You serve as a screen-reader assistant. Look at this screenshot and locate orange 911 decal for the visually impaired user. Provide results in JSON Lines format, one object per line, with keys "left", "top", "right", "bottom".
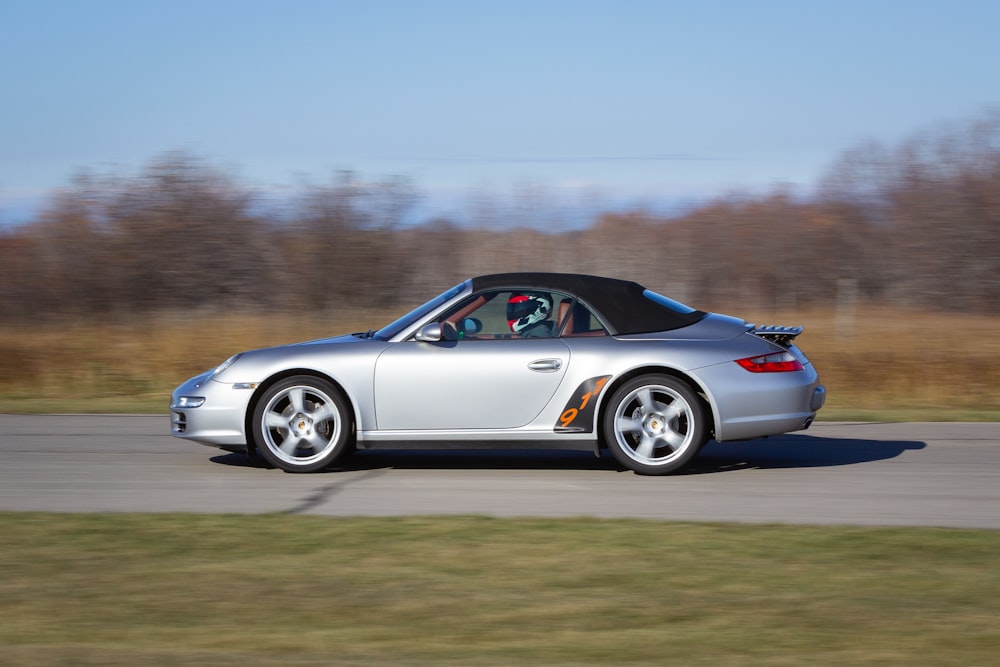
{"left": 555, "top": 375, "right": 611, "bottom": 433}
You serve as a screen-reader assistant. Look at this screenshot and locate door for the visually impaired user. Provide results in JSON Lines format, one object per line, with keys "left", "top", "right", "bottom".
{"left": 373, "top": 337, "right": 570, "bottom": 430}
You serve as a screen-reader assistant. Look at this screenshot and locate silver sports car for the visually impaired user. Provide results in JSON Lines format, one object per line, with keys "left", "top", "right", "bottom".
{"left": 171, "top": 273, "right": 825, "bottom": 474}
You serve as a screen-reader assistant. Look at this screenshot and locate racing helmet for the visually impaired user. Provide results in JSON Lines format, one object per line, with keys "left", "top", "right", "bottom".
{"left": 507, "top": 293, "right": 552, "bottom": 333}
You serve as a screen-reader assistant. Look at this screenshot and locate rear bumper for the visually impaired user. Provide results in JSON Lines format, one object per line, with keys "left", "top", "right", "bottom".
{"left": 694, "top": 362, "right": 825, "bottom": 441}
{"left": 811, "top": 384, "right": 827, "bottom": 412}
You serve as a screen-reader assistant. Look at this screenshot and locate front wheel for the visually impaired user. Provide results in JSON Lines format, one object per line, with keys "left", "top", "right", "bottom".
{"left": 251, "top": 376, "right": 354, "bottom": 473}
{"left": 603, "top": 374, "right": 706, "bottom": 475}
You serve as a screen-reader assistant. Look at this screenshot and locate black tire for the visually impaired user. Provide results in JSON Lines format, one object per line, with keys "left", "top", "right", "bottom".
{"left": 251, "top": 375, "right": 354, "bottom": 473}
{"left": 602, "top": 374, "right": 706, "bottom": 475}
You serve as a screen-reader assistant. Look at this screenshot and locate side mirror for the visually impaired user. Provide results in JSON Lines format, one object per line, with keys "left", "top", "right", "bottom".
{"left": 414, "top": 323, "right": 443, "bottom": 342}
{"left": 461, "top": 317, "right": 483, "bottom": 334}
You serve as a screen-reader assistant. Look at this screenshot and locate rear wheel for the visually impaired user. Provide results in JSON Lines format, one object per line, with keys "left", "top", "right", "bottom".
{"left": 603, "top": 374, "right": 706, "bottom": 475}
{"left": 251, "top": 376, "right": 354, "bottom": 473}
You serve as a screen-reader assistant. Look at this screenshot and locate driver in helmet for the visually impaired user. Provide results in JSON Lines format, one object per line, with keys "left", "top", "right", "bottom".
{"left": 507, "top": 292, "right": 555, "bottom": 338}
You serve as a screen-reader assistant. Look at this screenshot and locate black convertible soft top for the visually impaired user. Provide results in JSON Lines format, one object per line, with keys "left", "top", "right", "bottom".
{"left": 471, "top": 273, "right": 707, "bottom": 335}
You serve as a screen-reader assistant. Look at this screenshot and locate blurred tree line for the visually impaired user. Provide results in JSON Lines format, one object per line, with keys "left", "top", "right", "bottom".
{"left": 2, "top": 113, "right": 998, "bottom": 323}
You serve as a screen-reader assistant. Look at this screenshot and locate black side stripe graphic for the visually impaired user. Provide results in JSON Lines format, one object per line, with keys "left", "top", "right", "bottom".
{"left": 555, "top": 375, "right": 611, "bottom": 433}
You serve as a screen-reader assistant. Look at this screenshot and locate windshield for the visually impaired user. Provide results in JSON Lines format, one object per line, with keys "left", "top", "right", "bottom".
{"left": 373, "top": 281, "right": 468, "bottom": 340}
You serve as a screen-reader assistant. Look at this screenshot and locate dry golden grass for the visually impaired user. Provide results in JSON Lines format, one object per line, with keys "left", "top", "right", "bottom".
{"left": 0, "top": 308, "right": 387, "bottom": 413}
{"left": 1, "top": 304, "right": 998, "bottom": 418}
{"left": 735, "top": 303, "right": 1000, "bottom": 419}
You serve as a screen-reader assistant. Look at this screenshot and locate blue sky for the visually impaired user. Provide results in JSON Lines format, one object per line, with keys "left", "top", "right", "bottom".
{"left": 2, "top": 0, "right": 998, "bottom": 225}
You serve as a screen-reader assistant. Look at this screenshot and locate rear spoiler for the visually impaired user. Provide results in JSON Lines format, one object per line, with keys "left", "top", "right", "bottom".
{"left": 747, "top": 324, "right": 803, "bottom": 346}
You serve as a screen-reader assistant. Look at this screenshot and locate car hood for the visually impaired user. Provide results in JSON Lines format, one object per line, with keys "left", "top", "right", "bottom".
{"left": 241, "top": 332, "right": 380, "bottom": 361}
{"left": 289, "top": 332, "right": 372, "bottom": 347}
{"left": 208, "top": 332, "right": 386, "bottom": 383}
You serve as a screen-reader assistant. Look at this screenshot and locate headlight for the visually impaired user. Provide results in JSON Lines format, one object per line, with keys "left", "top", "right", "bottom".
{"left": 207, "top": 353, "right": 243, "bottom": 382}
{"left": 172, "top": 396, "right": 206, "bottom": 408}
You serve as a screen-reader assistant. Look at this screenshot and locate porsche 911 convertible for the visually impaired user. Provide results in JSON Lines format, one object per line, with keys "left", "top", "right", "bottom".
{"left": 171, "top": 273, "right": 825, "bottom": 474}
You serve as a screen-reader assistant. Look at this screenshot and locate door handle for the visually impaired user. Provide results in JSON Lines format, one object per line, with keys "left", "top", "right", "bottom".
{"left": 528, "top": 359, "right": 563, "bottom": 372}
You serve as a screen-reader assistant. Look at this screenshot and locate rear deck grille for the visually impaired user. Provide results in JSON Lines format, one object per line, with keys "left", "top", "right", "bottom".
{"left": 748, "top": 324, "right": 803, "bottom": 347}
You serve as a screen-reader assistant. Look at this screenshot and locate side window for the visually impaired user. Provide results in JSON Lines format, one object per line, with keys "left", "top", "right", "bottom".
{"left": 439, "top": 290, "right": 564, "bottom": 339}
{"left": 554, "top": 298, "right": 609, "bottom": 337}
{"left": 437, "top": 290, "right": 609, "bottom": 339}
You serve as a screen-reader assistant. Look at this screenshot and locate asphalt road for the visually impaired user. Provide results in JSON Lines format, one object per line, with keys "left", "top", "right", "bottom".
{"left": 1, "top": 415, "right": 998, "bottom": 528}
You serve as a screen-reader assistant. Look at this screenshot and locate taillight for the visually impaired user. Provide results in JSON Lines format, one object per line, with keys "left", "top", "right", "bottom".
{"left": 735, "top": 351, "right": 804, "bottom": 373}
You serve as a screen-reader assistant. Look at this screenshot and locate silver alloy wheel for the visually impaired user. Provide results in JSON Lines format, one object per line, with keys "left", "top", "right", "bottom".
{"left": 611, "top": 382, "right": 697, "bottom": 469}
{"left": 259, "top": 383, "right": 343, "bottom": 467}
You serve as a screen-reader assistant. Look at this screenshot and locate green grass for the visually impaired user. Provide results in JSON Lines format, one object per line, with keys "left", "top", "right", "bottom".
{"left": 2, "top": 513, "right": 999, "bottom": 666}
{"left": 0, "top": 394, "right": 169, "bottom": 414}
{"left": 0, "top": 392, "right": 170, "bottom": 415}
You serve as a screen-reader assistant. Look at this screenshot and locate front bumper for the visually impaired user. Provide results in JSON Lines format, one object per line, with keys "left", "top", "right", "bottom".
{"left": 170, "top": 373, "right": 254, "bottom": 448}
